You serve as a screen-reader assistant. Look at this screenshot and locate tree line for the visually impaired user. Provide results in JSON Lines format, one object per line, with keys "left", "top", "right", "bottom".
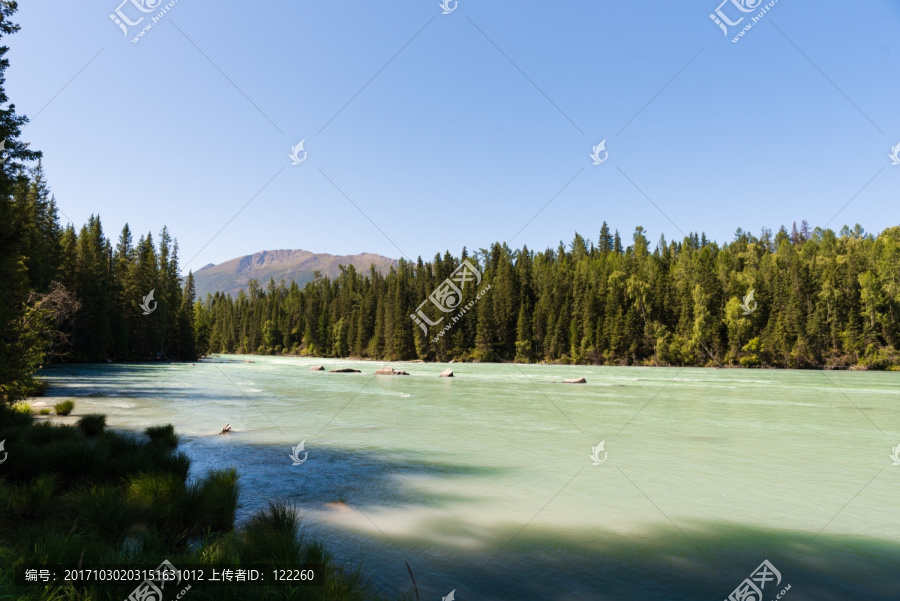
{"left": 195, "top": 221, "right": 900, "bottom": 369}
{"left": 1, "top": 159, "right": 198, "bottom": 402}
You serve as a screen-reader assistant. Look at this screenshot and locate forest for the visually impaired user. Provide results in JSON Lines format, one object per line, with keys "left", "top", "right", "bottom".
{"left": 2, "top": 164, "right": 198, "bottom": 403}
{"left": 195, "top": 221, "right": 900, "bottom": 370}
{"left": 6, "top": 158, "right": 900, "bottom": 403}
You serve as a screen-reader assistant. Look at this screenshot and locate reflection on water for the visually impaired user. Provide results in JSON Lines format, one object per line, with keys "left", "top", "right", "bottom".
{"left": 39, "top": 357, "right": 900, "bottom": 600}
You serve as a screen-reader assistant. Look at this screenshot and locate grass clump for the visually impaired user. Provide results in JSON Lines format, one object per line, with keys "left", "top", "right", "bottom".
{"left": 144, "top": 423, "right": 178, "bottom": 447}
{"left": 54, "top": 400, "right": 74, "bottom": 415}
{"left": 38, "top": 408, "right": 50, "bottom": 415}
{"left": 0, "top": 404, "right": 398, "bottom": 600}
{"left": 76, "top": 413, "right": 106, "bottom": 436}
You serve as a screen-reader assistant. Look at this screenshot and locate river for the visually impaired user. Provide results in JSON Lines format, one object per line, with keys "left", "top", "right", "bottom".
{"left": 37, "top": 357, "right": 900, "bottom": 600}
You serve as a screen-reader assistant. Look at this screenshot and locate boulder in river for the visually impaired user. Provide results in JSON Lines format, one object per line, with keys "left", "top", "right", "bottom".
{"left": 562, "top": 377, "right": 586, "bottom": 384}
{"left": 310, "top": 365, "right": 325, "bottom": 371}
{"left": 330, "top": 368, "right": 361, "bottom": 373}
{"left": 375, "top": 367, "right": 409, "bottom": 376}
{"left": 440, "top": 368, "right": 454, "bottom": 377}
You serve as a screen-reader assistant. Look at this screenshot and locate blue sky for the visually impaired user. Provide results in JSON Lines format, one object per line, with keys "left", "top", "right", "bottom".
{"left": 8, "top": 0, "right": 900, "bottom": 270}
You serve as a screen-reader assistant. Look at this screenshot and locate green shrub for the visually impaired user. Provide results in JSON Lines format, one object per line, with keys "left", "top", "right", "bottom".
{"left": 177, "top": 468, "right": 240, "bottom": 534}
{"left": 0, "top": 403, "right": 34, "bottom": 428}
{"left": 241, "top": 501, "right": 303, "bottom": 564}
{"left": 66, "top": 484, "right": 135, "bottom": 542}
{"left": 8, "top": 474, "right": 56, "bottom": 519}
{"left": 54, "top": 400, "right": 75, "bottom": 416}
{"left": 23, "top": 378, "right": 49, "bottom": 397}
{"left": 77, "top": 413, "right": 106, "bottom": 437}
{"left": 38, "top": 408, "right": 50, "bottom": 415}
{"left": 126, "top": 472, "right": 184, "bottom": 524}
{"left": 144, "top": 424, "right": 178, "bottom": 448}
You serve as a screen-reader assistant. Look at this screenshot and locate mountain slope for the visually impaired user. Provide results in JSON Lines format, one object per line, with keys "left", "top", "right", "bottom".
{"left": 192, "top": 249, "right": 397, "bottom": 298}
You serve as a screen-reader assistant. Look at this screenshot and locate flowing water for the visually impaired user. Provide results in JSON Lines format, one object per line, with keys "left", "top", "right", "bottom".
{"left": 37, "top": 358, "right": 900, "bottom": 600}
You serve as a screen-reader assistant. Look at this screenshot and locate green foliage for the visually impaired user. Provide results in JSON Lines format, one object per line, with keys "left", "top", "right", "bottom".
{"left": 0, "top": 410, "right": 401, "bottom": 600}
{"left": 144, "top": 423, "right": 178, "bottom": 447}
{"left": 196, "top": 225, "right": 900, "bottom": 369}
{"left": 38, "top": 407, "right": 50, "bottom": 415}
{"left": 241, "top": 500, "right": 303, "bottom": 564}
{"left": 76, "top": 413, "right": 106, "bottom": 436}
{"left": 54, "top": 399, "right": 74, "bottom": 415}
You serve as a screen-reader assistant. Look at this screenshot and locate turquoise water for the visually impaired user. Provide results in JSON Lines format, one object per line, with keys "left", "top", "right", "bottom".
{"left": 37, "top": 358, "right": 900, "bottom": 600}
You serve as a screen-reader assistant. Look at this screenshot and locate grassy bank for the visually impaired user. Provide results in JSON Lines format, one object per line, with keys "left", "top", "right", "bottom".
{"left": 0, "top": 404, "right": 411, "bottom": 600}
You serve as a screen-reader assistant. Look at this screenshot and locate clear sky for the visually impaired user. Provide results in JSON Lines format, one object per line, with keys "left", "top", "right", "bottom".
{"left": 8, "top": 0, "right": 900, "bottom": 271}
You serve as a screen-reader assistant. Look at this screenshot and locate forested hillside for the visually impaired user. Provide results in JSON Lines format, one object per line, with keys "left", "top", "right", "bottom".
{"left": 195, "top": 222, "right": 900, "bottom": 369}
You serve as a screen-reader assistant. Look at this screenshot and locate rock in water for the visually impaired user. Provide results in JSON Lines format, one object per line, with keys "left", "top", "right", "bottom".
{"left": 310, "top": 365, "right": 325, "bottom": 371}
{"left": 330, "top": 368, "right": 362, "bottom": 373}
{"left": 375, "top": 367, "right": 409, "bottom": 375}
{"left": 562, "top": 377, "right": 586, "bottom": 384}
{"left": 440, "top": 368, "right": 454, "bottom": 377}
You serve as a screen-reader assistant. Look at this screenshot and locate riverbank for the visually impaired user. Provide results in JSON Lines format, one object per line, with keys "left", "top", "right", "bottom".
{"left": 0, "top": 401, "right": 411, "bottom": 600}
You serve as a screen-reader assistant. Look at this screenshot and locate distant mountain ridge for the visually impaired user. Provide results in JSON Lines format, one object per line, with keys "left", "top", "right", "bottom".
{"left": 193, "top": 249, "right": 397, "bottom": 298}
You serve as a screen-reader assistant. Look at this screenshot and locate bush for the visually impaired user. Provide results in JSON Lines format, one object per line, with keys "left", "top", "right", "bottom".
{"left": 241, "top": 501, "right": 303, "bottom": 564}
{"left": 66, "top": 484, "right": 135, "bottom": 542}
{"left": 177, "top": 468, "right": 240, "bottom": 534}
{"left": 7, "top": 474, "right": 56, "bottom": 519}
{"left": 126, "top": 472, "right": 184, "bottom": 522}
{"left": 144, "top": 424, "right": 178, "bottom": 448}
{"left": 38, "top": 408, "right": 50, "bottom": 415}
{"left": 77, "top": 413, "right": 106, "bottom": 437}
{"left": 54, "top": 400, "right": 75, "bottom": 416}
{"left": 23, "top": 378, "right": 49, "bottom": 397}
{"left": 0, "top": 403, "right": 34, "bottom": 428}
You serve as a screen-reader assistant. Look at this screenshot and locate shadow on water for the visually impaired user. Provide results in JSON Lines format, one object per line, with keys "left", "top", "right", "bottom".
{"left": 174, "top": 435, "right": 899, "bottom": 601}
{"left": 179, "top": 434, "right": 505, "bottom": 517}
{"left": 40, "top": 363, "right": 228, "bottom": 400}
{"left": 397, "top": 521, "right": 900, "bottom": 601}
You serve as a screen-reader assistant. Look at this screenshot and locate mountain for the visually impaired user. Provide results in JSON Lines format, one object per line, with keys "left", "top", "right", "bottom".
{"left": 192, "top": 249, "right": 397, "bottom": 298}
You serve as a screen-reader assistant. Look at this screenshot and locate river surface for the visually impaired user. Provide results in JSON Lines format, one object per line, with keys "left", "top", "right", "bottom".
{"left": 37, "top": 357, "right": 900, "bottom": 600}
